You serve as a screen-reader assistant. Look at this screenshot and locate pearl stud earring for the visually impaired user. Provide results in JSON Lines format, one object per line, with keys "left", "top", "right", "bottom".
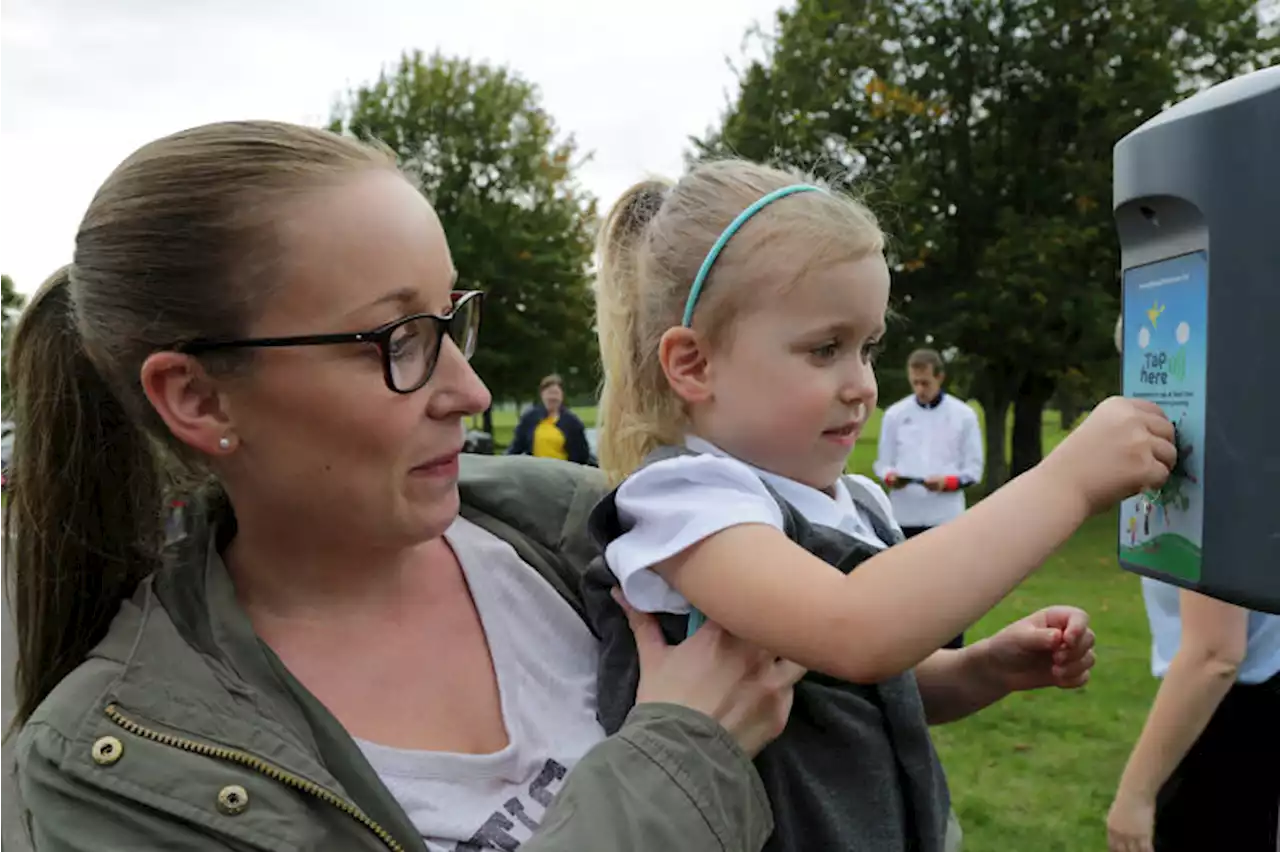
{"left": 218, "top": 437, "right": 232, "bottom": 450}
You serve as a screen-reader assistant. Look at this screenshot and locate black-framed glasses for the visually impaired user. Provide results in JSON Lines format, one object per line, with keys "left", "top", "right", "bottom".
{"left": 178, "top": 290, "right": 483, "bottom": 394}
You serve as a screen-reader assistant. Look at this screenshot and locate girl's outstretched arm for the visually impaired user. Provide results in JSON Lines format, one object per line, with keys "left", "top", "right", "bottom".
{"left": 658, "top": 465, "right": 1087, "bottom": 682}
{"left": 656, "top": 398, "right": 1173, "bottom": 683}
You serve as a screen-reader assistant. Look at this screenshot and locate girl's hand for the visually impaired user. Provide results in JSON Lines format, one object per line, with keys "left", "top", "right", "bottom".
{"left": 1106, "top": 790, "right": 1156, "bottom": 852}
{"left": 978, "top": 605, "right": 1096, "bottom": 692}
{"left": 1040, "top": 397, "right": 1175, "bottom": 516}
{"left": 620, "top": 590, "right": 805, "bottom": 757}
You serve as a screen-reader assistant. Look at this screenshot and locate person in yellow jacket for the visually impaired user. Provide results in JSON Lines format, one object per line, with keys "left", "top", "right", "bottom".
{"left": 507, "top": 374, "right": 593, "bottom": 465}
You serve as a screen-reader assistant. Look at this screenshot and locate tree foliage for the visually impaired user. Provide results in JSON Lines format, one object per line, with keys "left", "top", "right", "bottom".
{"left": 330, "top": 51, "right": 600, "bottom": 411}
{"left": 2, "top": 274, "right": 26, "bottom": 417}
{"left": 700, "top": 0, "right": 1277, "bottom": 487}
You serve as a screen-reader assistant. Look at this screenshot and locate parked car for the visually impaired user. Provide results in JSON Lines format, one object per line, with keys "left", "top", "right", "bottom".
{"left": 1, "top": 421, "right": 14, "bottom": 491}
{"left": 463, "top": 429, "right": 494, "bottom": 455}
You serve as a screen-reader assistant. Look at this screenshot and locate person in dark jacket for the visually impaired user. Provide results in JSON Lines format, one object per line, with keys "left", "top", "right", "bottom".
{"left": 507, "top": 374, "right": 593, "bottom": 465}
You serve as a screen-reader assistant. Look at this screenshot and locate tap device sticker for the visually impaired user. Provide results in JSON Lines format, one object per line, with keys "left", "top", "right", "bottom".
{"left": 1119, "top": 250, "right": 1207, "bottom": 582}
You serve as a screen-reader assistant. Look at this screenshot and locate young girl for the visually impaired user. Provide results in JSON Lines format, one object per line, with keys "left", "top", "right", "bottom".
{"left": 582, "top": 160, "right": 1176, "bottom": 851}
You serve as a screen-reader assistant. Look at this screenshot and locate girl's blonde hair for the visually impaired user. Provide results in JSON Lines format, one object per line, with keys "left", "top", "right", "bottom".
{"left": 594, "top": 159, "right": 885, "bottom": 483}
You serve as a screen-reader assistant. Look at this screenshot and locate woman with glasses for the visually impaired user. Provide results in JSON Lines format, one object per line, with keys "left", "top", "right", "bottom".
{"left": 5, "top": 121, "right": 799, "bottom": 852}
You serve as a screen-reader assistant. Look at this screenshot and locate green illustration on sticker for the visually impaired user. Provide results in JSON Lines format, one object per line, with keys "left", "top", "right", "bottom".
{"left": 1119, "top": 252, "right": 1207, "bottom": 583}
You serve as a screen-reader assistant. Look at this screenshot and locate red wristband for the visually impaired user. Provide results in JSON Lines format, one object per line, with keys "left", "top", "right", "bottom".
{"left": 944, "top": 475, "right": 960, "bottom": 492}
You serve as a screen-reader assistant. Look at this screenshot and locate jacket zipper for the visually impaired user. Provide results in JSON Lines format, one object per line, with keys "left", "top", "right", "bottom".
{"left": 104, "top": 704, "right": 406, "bottom": 852}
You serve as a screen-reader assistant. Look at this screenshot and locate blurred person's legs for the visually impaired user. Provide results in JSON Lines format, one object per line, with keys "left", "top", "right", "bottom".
{"left": 1152, "top": 673, "right": 1280, "bottom": 851}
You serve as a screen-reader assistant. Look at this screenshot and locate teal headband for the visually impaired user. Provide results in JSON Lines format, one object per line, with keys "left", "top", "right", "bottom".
{"left": 680, "top": 183, "right": 825, "bottom": 328}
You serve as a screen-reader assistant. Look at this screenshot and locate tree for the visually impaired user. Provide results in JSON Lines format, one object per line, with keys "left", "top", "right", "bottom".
{"left": 2, "top": 275, "right": 26, "bottom": 417}
{"left": 330, "top": 51, "right": 600, "bottom": 433}
{"left": 699, "top": 0, "right": 1277, "bottom": 487}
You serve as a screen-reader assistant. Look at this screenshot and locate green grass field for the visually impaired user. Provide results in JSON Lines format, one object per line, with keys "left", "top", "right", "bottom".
{"left": 487, "top": 403, "right": 1153, "bottom": 850}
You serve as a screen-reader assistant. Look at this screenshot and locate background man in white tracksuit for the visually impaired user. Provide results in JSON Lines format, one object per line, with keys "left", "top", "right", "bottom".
{"left": 874, "top": 348, "right": 984, "bottom": 649}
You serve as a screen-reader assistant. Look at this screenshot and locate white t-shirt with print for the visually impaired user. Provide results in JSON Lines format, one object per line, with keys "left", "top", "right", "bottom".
{"left": 605, "top": 436, "right": 899, "bottom": 614}
{"left": 355, "top": 516, "right": 606, "bottom": 852}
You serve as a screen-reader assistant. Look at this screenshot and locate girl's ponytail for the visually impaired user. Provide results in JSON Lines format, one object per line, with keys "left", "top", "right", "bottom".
{"left": 594, "top": 180, "right": 682, "bottom": 483}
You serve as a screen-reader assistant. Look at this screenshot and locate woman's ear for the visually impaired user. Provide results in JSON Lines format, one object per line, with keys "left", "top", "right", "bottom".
{"left": 658, "top": 326, "right": 714, "bottom": 405}
{"left": 139, "top": 352, "right": 236, "bottom": 457}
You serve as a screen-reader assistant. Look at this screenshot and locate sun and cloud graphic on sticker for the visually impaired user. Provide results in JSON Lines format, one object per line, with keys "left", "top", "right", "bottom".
{"left": 1136, "top": 299, "right": 1190, "bottom": 349}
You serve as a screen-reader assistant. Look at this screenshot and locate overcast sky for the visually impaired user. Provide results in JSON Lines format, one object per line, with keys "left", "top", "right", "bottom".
{"left": 1, "top": 0, "right": 787, "bottom": 292}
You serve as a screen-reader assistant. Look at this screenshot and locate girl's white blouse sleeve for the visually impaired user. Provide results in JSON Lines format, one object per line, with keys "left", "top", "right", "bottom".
{"left": 604, "top": 454, "right": 785, "bottom": 613}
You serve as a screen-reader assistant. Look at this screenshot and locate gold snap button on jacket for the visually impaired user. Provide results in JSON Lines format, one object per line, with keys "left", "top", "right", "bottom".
{"left": 91, "top": 736, "right": 123, "bottom": 766}
{"left": 217, "top": 784, "right": 249, "bottom": 816}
